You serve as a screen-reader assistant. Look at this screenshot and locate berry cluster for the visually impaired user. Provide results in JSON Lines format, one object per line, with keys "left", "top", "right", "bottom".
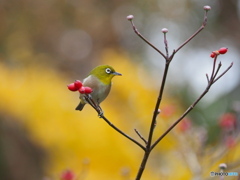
{"left": 210, "top": 47, "right": 228, "bottom": 58}
{"left": 67, "top": 80, "right": 93, "bottom": 94}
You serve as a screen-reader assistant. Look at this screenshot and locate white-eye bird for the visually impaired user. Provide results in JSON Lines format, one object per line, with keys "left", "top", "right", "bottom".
{"left": 75, "top": 65, "right": 122, "bottom": 111}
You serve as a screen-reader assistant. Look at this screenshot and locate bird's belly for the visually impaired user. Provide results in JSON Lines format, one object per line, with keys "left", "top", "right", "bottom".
{"left": 91, "top": 84, "right": 110, "bottom": 104}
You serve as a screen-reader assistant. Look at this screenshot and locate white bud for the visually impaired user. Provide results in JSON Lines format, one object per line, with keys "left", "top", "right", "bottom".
{"left": 161, "top": 28, "right": 168, "bottom": 33}
{"left": 126, "top": 15, "right": 134, "bottom": 21}
{"left": 203, "top": 5, "right": 211, "bottom": 11}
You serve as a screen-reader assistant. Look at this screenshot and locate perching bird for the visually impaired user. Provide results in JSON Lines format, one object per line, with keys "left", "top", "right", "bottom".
{"left": 75, "top": 65, "right": 122, "bottom": 111}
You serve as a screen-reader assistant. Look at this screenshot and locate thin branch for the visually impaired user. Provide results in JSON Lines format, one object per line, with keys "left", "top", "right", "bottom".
{"left": 147, "top": 62, "right": 170, "bottom": 148}
{"left": 135, "top": 129, "right": 147, "bottom": 145}
{"left": 151, "top": 83, "right": 211, "bottom": 150}
{"left": 212, "top": 61, "right": 222, "bottom": 80}
{"left": 174, "top": 10, "right": 209, "bottom": 53}
{"left": 206, "top": 74, "right": 210, "bottom": 83}
{"left": 213, "top": 62, "right": 233, "bottom": 83}
{"left": 129, "top": 20, "right": 167, "bottom": 59}
{"left": 163, "top": 32, "right": 169, "bottom": 58}
{"left": 210, "top": 56, "right": 218, "bottom": 81}
{"left": 150, "top": 61, "right": 233, "bottom": 150}
{"left": 84, "top": 95, "right": 146, "bottom": 151}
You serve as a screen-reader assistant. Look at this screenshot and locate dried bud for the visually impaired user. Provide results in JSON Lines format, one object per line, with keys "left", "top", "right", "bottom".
{"left": 218, "top": 47, "right": 228, "bottom": 54}
{"left": 161, "top": 28, "right": 168, "bottom": 33}
{"left": 67, "top": 83, "right": 79, "bottom": 91}
{"left": 203, "top": 5, "right": 211, "bottom": 11}
{"left": 126, "top": 15, "right": 134, "bottom": 21}
{"left": 74, "top": 80, "right": 83, "bottom": 89}
{"left": 219, "top": 163, "right": 227, "bottom": 170}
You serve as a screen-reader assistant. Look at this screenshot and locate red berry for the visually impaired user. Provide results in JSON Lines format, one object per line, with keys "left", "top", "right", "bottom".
{"left": 219, "top": 113, "right": 236, "bottom": 129}
{"left": 61, "top": 169, "right": 75, "bottom": 180}
{"left": 79, "top": 87, "right": 86, "bottom": 94}
{"left": 218, "top": 47, "right": 228, "bottom": 54}
{"left": 210, "top": 52, "right": 216, "bottom": 58}
{"left": 84, "top": 87, "right": 93, "bottom": 94}
{"left": 67, "top": 83, "right": 79, "bottom": 91}
{"left": 74, "top": 80, "right": 82, "bottom": 89}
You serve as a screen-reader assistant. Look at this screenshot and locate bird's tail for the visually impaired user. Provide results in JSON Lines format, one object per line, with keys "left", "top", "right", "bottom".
{"left": 75, "top": 102, "right": 85, "bottom": 111}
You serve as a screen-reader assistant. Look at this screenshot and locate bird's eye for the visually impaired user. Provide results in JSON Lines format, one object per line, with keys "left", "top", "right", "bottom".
{"left": 105, "top": 68, "right": 111, "bottom": 74}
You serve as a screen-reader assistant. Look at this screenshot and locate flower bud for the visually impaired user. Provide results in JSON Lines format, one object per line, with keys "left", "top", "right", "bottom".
{"left": 74, "top": 80, "right": 82, "bottom": 89}
{"left": 218, "top": 47, "right": 228, "bottom": 54}
{"left": 126, "top": 15, "right": 134, "bottom": 21}
{"left": 67, "top": 83, "right": 79, "bottom": 91}
{"left": 161, "top": 28, "right": 168, "bottom": 33}
{"left": 203, "top": 5, "right": 211, "bottom": 11}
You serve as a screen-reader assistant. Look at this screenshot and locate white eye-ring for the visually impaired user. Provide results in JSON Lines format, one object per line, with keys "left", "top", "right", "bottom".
{"left": 105, "top": 68, "right": 111, "bottom": 74}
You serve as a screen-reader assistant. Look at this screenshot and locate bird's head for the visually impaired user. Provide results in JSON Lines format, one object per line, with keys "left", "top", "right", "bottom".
{"left": 90, "top": 65, "right": 122, "bottom": 84}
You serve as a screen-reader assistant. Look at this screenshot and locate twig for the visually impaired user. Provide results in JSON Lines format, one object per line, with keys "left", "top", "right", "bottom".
{"left": 151, "top": 58, "right": 233, "bottom": 150}
{"left": 135, "top": 129, "right": 147, "bottom": 145}
{"left": 84, "top": 95, "right": 146, "bottom": 151}
{"left": 213, "top": 62, "right": 233, "bottom": 83}
{"left": 163, "top": 31, "right": 169, "bottom": 58}
{"left": 129, "top": 20, "right": 166, "bottom": 59}
{"left": 206, "top": 74, "right": 210, "bottom": 83}
{"left": 174, "top": 9, "right": 209, "bottom": 53}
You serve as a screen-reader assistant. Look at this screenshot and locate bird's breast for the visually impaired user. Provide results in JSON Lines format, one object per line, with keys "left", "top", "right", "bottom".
{"left": 82, "top": 75, "right": 111, "bottom": 104}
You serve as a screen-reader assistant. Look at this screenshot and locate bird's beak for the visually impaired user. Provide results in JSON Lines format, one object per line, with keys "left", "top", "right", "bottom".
{"left": 112, "top": 72, "right": 122, "bottom": 76}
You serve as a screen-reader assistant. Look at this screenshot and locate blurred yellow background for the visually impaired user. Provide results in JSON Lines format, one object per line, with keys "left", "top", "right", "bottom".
{"left": 0, "top": 0, "right": 240, "bottom": 180}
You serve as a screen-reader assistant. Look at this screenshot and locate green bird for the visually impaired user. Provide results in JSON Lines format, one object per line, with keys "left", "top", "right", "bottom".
{"left": 75, "top": 65, "right": 122, "bottom": 111}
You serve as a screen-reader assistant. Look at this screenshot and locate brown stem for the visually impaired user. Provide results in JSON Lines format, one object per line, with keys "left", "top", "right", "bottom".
{"left": 135, "top": 151, "right": 150, "bottom": 180}
{"left": 151, "top": 60, "right": 233, "bottom": 150}
{"left": 164, "top": 33, "right": 169, "bottom": 58}
{"left": 174, "top": 11, "right": 208, "bottom": 53}
{"left": 99, "top": 115, "right": 146, "bottom": 150}
{"left": 213, "top": 62, "right": 233, "bottom": 83}
{"left": 135, "top": 129, "right": 147, "bottom": 145}
{"left": 84, "top": 95, "right": 146, "bottom": 150}
{"left": 151, "top": 84, "right": 211, "bottom": 150}
{"left": 129, "top": 20, "right": 166, "bottom": 59}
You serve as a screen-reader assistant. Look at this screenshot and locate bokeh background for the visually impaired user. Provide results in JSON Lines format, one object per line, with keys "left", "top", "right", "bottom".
{"left": 0, "top": 0, "right": 240, "bottom": 179}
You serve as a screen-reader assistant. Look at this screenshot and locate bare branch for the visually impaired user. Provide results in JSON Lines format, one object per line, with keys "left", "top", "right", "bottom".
{"left": 174, "top": 10, "right": 209, "bottom": 54}
{"left": 150, "top": 61, "right": 233, "bottom": 150}
{"left": 135, "top": 129, "right": 147, "bottom": 145}
{"left": 129, "top": 20, "right": 167, "bottom": 59}
{"left": 213, "top": 62, "right": 233, "bottom": 83}
{"left": 206, "top": 74, "right": 210, "bottom": 83}
{"left": 84, "top": 95, "right": 145, "bottom": 150}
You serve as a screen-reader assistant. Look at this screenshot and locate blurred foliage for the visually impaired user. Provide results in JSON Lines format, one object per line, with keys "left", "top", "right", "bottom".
{"left": 1, "top": 50, "right": 239, "bottom": 179}
{"left": 0, "top": 0, "right": 240, "bottom": 179}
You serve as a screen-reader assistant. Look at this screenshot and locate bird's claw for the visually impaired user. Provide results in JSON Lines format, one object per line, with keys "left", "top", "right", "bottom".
{"left": 98, "top": 112, "right": 104, "bottom": 117}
